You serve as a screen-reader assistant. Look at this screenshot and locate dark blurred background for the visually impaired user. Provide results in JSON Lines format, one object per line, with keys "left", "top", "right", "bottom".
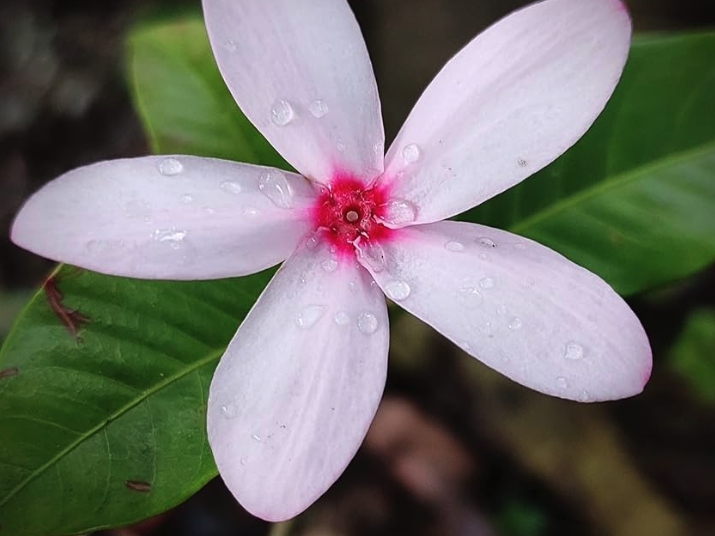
{"left": 1, "top": 1, "right": 715, "bottom": 535}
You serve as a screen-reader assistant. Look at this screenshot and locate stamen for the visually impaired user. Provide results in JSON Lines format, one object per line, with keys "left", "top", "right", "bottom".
{"left": 346, "top": 210, "right": 359, "bottom": 223}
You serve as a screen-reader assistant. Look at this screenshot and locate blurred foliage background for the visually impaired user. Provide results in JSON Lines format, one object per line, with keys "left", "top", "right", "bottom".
{"left": 1, "top": 1, "right": 715, "bottom": 536}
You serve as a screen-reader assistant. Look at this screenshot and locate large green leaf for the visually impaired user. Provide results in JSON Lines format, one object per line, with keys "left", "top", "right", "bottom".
{"left": 463, "top": 32, "right": 715, "bottom": 295}
{"left": 0, "top": 13, "right": 281, "bottom": 536}
{"left": 0, "top": 269, "right": 271, "bottom": 536}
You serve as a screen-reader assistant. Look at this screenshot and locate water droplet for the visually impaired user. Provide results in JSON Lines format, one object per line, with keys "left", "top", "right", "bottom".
{"left": 402, "top": 143, "right": 421, "bottom": 165}
{"left": 223, "top": 39, "right": 237, "bottom": 52}
{"left": 564, "top": 341, "right": 585, "bottom": 360}
{"left": 496, "top": 304, "right": 507, "bottom": 316}
{"left": 384, "top": 280, "right": 411, "bottom": 301}
{"left": 513, "top": 242, "right": 526, "bottom": 250}
{"left": 251, "top": 433, "right": 261, "bottom": 442}
{"left": 356, "top": 239, "right": 386, "bottom": 272}
{"left": 333, "top": 311, "right": 350, "bottom": 326}
{"left": 457, "top": 286, "right": 482, "bottom": 309}
{"left": 152, "top": 228, "right": 188, "bottom": 244}
{"left": 445, "top": 241, "right": 465, "bottom": 252}
{"left": 259, "top": 171, "right": 294, "bottom": 208}
{"left": 159, "top": 158, "right": 183, "bottom": 176}
{"left": 308, "top": 99, "right": 329, "bottom": 118}
{"left": 205, "top": 207, "right": 216, "bottom": 215}
{"left": 373, "top": 142, "right": 383, "bottom": 155}
{"left": 479, "top": 321, "right": 493, "bottom": 335}
{"left": 459, "top": 341, "right": 471, "bottom": 351}
{"left": 221, "top": 403, "right": 237, "bottom": 419}
{"left": 357, "top": 312, "right": 379, "bottom": 334}
{"left": 180, "top": 194, "right": 194, "bottom": 204}
{"left": 271, "top": 99, "right": 294, "bottom": 126}
{"left": 508, "top": 317, "right": 523, "bottom": 330}
{"left": 296, "top": 305, "right": 326, "bottom": 329}
{"left": 479, "top": 277, "right": 495, "bottom": 289}
{"left": 477, "top": 237, "right": 496, "bottom": 248}
{"left": 243, "top": 206, "right": 260, "bottom": 217}
{"left": 86, "top": 239, "right": 124, "bottom": 254}
{"left": 579, "top": 390, "right": 590, "bottom": 402}
{"left": 336, "top": 138, "right": 345, "bottom": 152}
{"left": 321, "top": 257, "right": 338, "bottom": 273}
{"left": 378, "top": 199, "right": 417, "bottom": 226}
{"left": 518, "top": 158, "right": 528, "bottom": 167}
{"left": 305, "top": 235, "right": 319, "bottom": 250}
{"left": 220, "top": 181, "right": 243, "bottom": 194}
{"left": 556, "top": 376, "right": 569, "bottom": 390}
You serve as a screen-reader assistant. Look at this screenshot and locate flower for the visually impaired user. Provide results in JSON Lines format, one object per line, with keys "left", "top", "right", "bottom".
{"left": 11, "top": 0, "right": 650, "bottom": 522}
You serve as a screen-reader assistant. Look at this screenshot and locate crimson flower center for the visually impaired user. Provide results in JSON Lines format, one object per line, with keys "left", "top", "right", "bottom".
{"left": 312, "top": 176, "right": 392, "bottom": 255}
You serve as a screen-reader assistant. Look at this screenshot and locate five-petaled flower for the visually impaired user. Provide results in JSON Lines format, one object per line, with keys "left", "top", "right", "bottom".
{"left": 11, "top": 0, "right": 651, "bottom": 522}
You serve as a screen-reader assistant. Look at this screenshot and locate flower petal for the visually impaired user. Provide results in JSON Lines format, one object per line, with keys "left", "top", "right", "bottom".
{"left": 11, "top": 156, "right": 316, "bottom": 280}
{"left": 207, "top": 236, "right": 389, "bottom": 521}
{"left": 202, "top": 0, "right": 384, "bottom": 184}
{"left": 360, "top": 221, "right": 651, "bottom": 401}
{"left": 382, "top": 0, "right": 631, "bottom": 224}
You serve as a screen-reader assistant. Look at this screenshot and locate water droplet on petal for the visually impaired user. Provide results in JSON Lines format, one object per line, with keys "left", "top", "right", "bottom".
{"left": 321, "top": 257, "right": 338, "bottom": 273}
{"left": 378, "top": 199, "right": 417, "bottom": 226}
{"left": 223, "top": 39, "right": 237, "bottom": 52}
{"left": 220, "top": 181, "right": 243, "bottom": 194}
{"left": 402, "top": 143, "right": 421, "bottom": 165}
{"left": 479, "top": 277, "right": 495, "bottom": 290}
{"left": 152, "top": 228, "right": 188, "bottom": 244}
{"left": 518, "top": 158, "right": 528, "bottom": 167}
{"left": 508, "top": 317, "right": 523, "bottom": 330}
{"left": 357, "top": 312, "right": 379, "bottom": 334}
{"left": 477, "top": 237, "right": 496, "bottom": 248}
{"left": 513, "top": 242, "right": 526, "bottom": 250}
{"left": 564, "top": 341, "right": 585, "bottom": 360}
{"left": 243, "top": 206, "right": 260, "bottom": 217}
{"left": 496, "top": 304, "right": 507, "bottom": 316}
{"left": 457, "top": 286, "right": 482, "bottom": 309}
{"left": 333, "top": 311, "right": 350, "bottom": 326}
{"left": 180, "top": 194, "right": 194, "bottom": 204}
{"left": 356, "top": 239, "right": 386, "bottom": 272}
{"left": 445, "top": 240, "right": 465, "bottom": 252}
{"left": 271, "top": 99, "right": 294, "bottom": 126}
{"left": 258, "top": 171, "right": 294, "bottom": 209}
{"left": 556, "top": 376, "right": 569, "bottom": 390}
{"left": 159, "top": 158, "right": 183, "bottom": 176}
{"left": 251, "top": 433, "right": 262, "bottom": 442}
{"left": 459, "top": 341, "right": 471, "bottom": 351}
{"left": 384, "top": 280, "right": 411, "bottom": 301}
{"left": 296, "top": 305, "right": 325, "bottom": 329}
{"left": 308, "top": 99, "right": 329, "bottom": 118}
{"left": 579, "top": 390, "right": 590, "bottom": 402}
{"left": 336, "top": 138, "right": 345, "bottom": 152}
{"left": 221, "top": 403, "right": 237, "bottom": 419}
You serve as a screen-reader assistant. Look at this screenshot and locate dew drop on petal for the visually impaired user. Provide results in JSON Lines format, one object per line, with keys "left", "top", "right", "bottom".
{"left": 243, "top": 206, "right": 260, "bottom": 217}
{"left": 564, "top": 341, "right": 585, "bottom": 360}
{"left": 496, "top": 304, "right": 507, "bottom": 316}
{"left": 556, "top": 376, "right": 569, "bottom": 390}
{"left": 220, "top": 181, "right": 243, "bottom": 195}
{"left": 305, "top": 235, "right": 319, "bottom": 250}
{"left": 402, "top": 143, "right": 421, "bottom": 165}
{"left": 477, "top": 237, "right": 496, "bottom": 248}
{"left": 158, "top": 158, "right": 183, "bottom": 176}
{"left": 513, "top": 242, "right": 526, "bottom": 250}
{"left": 336, "top": 138, "right": 345, "bottom": 152}
{"left": 223, "top": 39, "right": 237, "bottom": 52}
{"left": 308, "top": 99, "right": 329, "bottom": 118}
{"left": 378, "top": 199, "right": 417, "bottom": 226}
{"left": 508, "top": 317, "right": 523, "bottom": 330}
{"left": 251, "top": 433, "right": 261, "bottom": 442}
{"left": 357, "top": 312, "right": 379, "bottom": 334}
{"left": 445, "top": 241, "right": 465, "bottom": 252}
{"left": 333, "top": 311, "right": 350, "bottom": 326}
{"left": 321, "top": 257, "right": 338, "bottom": 273}
{"left": 296, "top": 305, "right": 326, "bottom": 329}
{"left": 579, "top": 390, "right": 590, "bottom": 403}
{"left": 479, "top": 277, "right": 495, "bottom": 290}
{"left": 259, "top": 171, "right": 294, "bottom": 208}
{"left": 356, "top": 239, "right": 386, "bottom": 273}
{"left": 271, "top": 99, "right": 294, "bottom": 126}
{"left": 384, "top": 280, "right": 411, "bottom": 301}
{"left": 180, "top": 194, "right": 194, "bottom": 204}
{"left": 221, "top": 403, "right": 237, "bottom": 419}
{"left": 457, "top": 286, "right": 482, "bottom": 310}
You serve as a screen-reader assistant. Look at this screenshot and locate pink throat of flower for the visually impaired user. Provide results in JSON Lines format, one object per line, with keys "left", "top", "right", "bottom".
{"left": 312, "top": 175, "right": 392, "bottom": 255}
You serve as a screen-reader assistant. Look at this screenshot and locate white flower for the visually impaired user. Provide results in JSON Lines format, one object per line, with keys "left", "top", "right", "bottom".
{"left": 11, "top": 0, "right": 650, "bottom": 522}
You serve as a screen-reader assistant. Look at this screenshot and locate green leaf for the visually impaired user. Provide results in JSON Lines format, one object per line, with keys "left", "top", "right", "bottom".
{"left": 669, "top": 308, "right": 715, "bottom": 404}
{"left": 462, "top": 32, "right": 715, "bottom": 295}
{"left": 0, "top": 268, "right": 271, "bottom": 536}
{"left": 127, "top": 14, "right": 288, "bottom": 167}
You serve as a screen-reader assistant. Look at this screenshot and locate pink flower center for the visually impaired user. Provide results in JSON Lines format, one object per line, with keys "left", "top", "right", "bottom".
{"left": 312, "top": 175, "right": 392, "bottom": 255}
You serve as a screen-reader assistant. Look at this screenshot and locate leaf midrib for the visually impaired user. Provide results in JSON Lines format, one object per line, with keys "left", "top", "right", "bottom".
{"left": 509, "top": 140, "right": 715, "bottom": 234}
{"left": 0, "top": 347, "right": 223, "bottom": 511}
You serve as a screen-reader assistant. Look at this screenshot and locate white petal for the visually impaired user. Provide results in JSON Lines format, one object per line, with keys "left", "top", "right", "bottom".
{"left": 11, "top": 156, "right": 316, "bottom": 280}
{"left": 382, "top": 0, "right": 631, "bottom": 224}
{"left": 203, "top": 0, "right": 384, "bottom": 184}
{"left": 360, "top": 221, "right": 651, "bottom": 401}
{"left": 207, "top": 237, "right": 388, "bottom": 521}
